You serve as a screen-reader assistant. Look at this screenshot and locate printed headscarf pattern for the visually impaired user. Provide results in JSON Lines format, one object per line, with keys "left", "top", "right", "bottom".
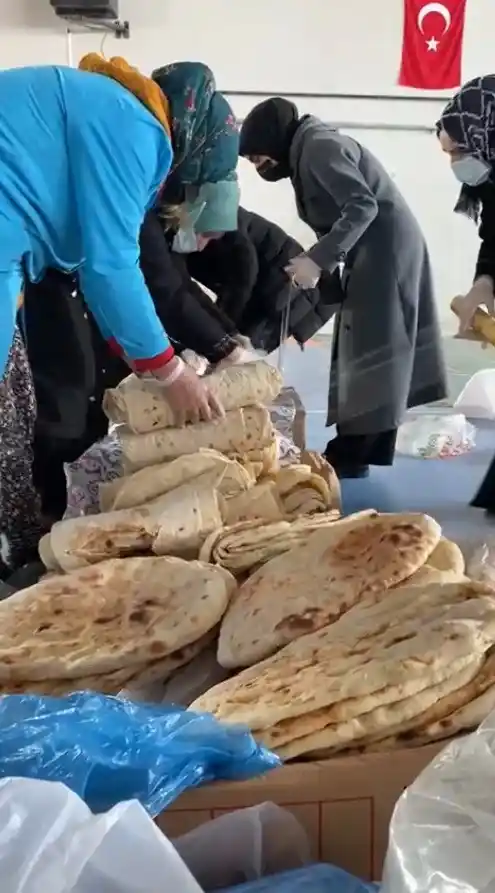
{"left": 152, "top": 62, "right": 239, "bottom": 187}
{"left": 438, "top": 75, "right": 495, "bottom": 223}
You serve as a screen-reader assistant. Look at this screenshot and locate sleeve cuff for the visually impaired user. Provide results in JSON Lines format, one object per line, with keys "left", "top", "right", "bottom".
{"left": 106, "top": 338, "right": 175, "bottom": 371}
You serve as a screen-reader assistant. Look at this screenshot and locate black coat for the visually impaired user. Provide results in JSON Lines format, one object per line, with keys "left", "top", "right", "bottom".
{"left": 25, "top": 211, "right": 240, "bottom": 445}
{"left": 473, "top": 182, "right": 495, "bottom": 282}
{"left": 187, "top": 207, "right": 343, "bottom": 353}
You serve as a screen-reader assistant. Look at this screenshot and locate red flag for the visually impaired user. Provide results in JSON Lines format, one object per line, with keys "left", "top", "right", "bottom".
{"left": 398, "top": 0, "right": 467, "bottom": 90}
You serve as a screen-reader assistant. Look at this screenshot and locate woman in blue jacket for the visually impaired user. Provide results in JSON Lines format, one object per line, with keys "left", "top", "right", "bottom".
{"left": 0, "top": 55, "right": 239, "bottom": 425}
{"left": 0, "top": 56, "right": 240, "bottom": 582}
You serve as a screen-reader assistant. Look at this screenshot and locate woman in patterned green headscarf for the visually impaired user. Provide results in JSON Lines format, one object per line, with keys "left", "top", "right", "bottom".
{"left": 152, "top": 61, "right": 240, "bottom": 237}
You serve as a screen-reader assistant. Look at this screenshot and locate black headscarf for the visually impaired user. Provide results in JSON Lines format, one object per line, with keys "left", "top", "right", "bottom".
{"left": 240, "top": 98, "right": 300, "bottom": 181}
{"left": 438, "top": 74, "right": 495, "bottom": 223}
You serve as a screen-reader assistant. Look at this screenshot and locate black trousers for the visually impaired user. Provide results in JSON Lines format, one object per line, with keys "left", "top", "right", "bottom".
{"left": 471, "top": 456, "right": 495, "bottom": 511}
{"left": 325, "top": 428, "right": 398, "bottom": 467}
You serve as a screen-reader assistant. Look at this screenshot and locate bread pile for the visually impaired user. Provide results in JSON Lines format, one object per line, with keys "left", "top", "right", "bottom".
{"left": 103, "top": 362, "right": 284, "bottom": 476}
{"left": 193, "top": 579, "right": 495, "bottom": 759}
{"left": 38, "top": 362, "right": 341, "bottom": 575}
{"left": 183, "top": 511, "right": 495, "bottom": 758}
{"left": 0, "top": 556, "right": 236, "bottom": 697}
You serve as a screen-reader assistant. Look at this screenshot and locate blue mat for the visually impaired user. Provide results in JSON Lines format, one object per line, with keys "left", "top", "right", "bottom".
{"left": 277, "top": 342, "right": 495, "bottom": 550}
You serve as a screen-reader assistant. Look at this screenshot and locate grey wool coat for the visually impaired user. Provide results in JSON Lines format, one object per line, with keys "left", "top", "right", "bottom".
{"left": 289, "top": 116, "right": 447, "bottom": 434}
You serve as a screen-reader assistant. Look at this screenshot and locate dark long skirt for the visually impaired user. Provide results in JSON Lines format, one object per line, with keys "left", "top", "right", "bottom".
{"left": 0, "top": 329, "right": 43, "bottom": 572}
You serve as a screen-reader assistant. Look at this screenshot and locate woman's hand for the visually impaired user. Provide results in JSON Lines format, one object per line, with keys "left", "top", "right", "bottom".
{"left": 285, "top": 254, "right": 321, "bottom": 289}
{"left": 455, "top": 276, "right": 495, "bottom": 334}
{"left": 151, "top": 356, "right": 225, "bottom": 426}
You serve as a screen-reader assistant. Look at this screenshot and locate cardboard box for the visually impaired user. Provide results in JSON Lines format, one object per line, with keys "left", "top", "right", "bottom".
{"left": 157, "top": 743, "right": 443, "bottom": 881}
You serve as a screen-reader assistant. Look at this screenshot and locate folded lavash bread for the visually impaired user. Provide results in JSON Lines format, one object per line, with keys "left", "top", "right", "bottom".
{"left": 199, "top": 509, "right": 343, "bottom": 575}
{"left": 217, "top": 511, "right": 442, "bottom": 668}
{"left": 0, "top": 555, "right": 236, "bottom": 683}
{"left": 229, "top": 435, "right": 279, "bottom": 479}
{"left": 265, "top": 465, "right": 333, "bottom": 516}
{"left": 45, "top": 479, "right": 226, "bottom": 572}
{"left": 0, "top": 631, "right": 214, "bottom": 697}
{"left": 103, "top": 361, "right": 283, "bottom": 433}
{"left": 300, "top": 450, "right": 341, "bottom": 510}
{"left": 192, "top": 581, "right": 495, "bottom": 759}
{"left": 223, "top": 481, "right": 287, "bottom": 525}
{"left": 118, "top": 405, "right": 274, "bottom": 473}
{"left": 99, "top": 449, "right": 255, "bottom": 513}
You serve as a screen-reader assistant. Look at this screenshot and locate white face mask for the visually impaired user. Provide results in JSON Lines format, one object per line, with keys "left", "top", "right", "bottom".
{"left": 172, "top": 228, "right": 199, "bottom": 254}
{"left": 451, "top": 156, "right": 491, "bottom": 187}
{"left": 171, "top": 197, "right": 206, "bottom": 254}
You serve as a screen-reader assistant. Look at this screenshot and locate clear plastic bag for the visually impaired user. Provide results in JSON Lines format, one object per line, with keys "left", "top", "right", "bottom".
{"left": 270, "top": 387, "right": 305, "bottom": 464}
{"left": 467, "top": 540, "right": 495, "bottom": 586}
{"left": 381, "top": 708, "right": 495, "bottom": 893}
{"left": 218, "top": 864, "right": 377, "bottom": 893}
{"left": 175, "top": 803, "right": 311, "bottom": 891}
{"left": 0, "top": 692, "right": 280, "bottom": 816}
{"left": 0, "top": 777, "right": 202, "bottom": 893}
{"left": 454, "top": 369, "right": 495, "bottom": 420}
{"left": 63, "top": 434, "right": 123, "bottom": 519}
{"left": 396, "top": 413, "right": 476, "bottom": 458}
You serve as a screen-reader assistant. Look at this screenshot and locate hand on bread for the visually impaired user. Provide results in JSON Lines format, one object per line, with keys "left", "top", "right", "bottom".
{"left": 146, "top": 356, "right": 225, "bottom": 426}
{"left": 455, "top": 277, "right": 495, "bottom": 337}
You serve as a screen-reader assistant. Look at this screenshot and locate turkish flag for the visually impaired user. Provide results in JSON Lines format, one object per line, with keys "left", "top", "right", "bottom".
{"left": 398, "top": 0, "right": 467, "bottom": 90}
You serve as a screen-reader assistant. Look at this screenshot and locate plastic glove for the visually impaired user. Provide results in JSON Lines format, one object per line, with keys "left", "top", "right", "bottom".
{"left": 285, "top": 254, "right": 321, "bottom": 289}
{"left": 456, "top": 276, "right": 495, "bottom": 334}
{"left": 148, "top": 356, "right": 225, "bottom": 426}
{"left": 181, "top": 349, "right": 209, "bottom": 376}
{"left": 215, "top": 345, "right": 259, "bottom": 371}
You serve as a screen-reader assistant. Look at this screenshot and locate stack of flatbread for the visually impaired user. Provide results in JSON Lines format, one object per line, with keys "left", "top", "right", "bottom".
{"left": 192, "top": 580, "right": 495, "bottom": 759}
{"left": 216, "top": 511, "right": 446, "bottom": 667}
{"left": 0, "top": 556, "right": 236, "bottom": 697}
{"left": 40, "top": 444, "right": 342, "bottom": 573}
{"left": 105, "top": 361, "right": 283, "bottom": 478}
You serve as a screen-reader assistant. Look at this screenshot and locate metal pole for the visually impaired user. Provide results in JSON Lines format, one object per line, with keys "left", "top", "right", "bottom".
{"left": 66, "top": 28, "right": 74, "bottom": 67}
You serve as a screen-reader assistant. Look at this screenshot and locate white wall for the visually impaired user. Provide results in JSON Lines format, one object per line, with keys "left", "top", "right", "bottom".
{"left": 4, "top": 0, "right": 495, "bottom": 332}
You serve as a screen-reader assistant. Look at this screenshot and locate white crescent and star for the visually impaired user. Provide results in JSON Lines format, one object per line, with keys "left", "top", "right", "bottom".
{"left": 416, "top": 2, "right": 451, "bottom": 53}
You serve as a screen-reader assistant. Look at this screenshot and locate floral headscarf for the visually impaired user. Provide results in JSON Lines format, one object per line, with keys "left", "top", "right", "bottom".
{"left": 152, "top": 62, "right": 239, "bottom": 187}
{"left": 438, "top": 74, "right": 495, "bottom": 222}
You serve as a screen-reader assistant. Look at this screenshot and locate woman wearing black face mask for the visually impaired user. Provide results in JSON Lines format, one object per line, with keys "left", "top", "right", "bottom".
{"left": 240, "top": 98, "right": 447, "bottom": 479}
{"left": 437, "top": 76, "right": 495, "bottom": 513}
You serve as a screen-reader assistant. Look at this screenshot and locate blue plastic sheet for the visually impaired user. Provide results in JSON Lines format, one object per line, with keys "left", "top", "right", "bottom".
{"left": 0, "top": 693, "right": 281, "bottom": 816}
{"left": 220, "top": 865, "right": 378, "bottom": 893}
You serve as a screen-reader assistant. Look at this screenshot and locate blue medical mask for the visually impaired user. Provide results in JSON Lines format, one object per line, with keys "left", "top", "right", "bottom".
{"left": 451, "top": 156, "right": 491, "bottom": 187}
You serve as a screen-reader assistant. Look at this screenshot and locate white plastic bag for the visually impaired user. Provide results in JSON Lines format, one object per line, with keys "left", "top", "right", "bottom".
{"left": 382, "top": 709, "right": 495, "bottom": 893}
{"left": 174, "top": 802, "right": 311, "bottom": 891}
{"left": 467, "top": 540, "right": 495, "bottom": 586}
{"left": 454, "top": 369, "right": 495, "bottom": 420}
{"left": 0, "top": 777, "right": 201, "bottom": 893}
{"left": 396, "top": 413, "right": 476, "bottom": 459}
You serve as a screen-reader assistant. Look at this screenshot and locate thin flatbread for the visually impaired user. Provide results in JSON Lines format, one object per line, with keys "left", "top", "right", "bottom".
{"left": 103, "top": 361, "right": 283, "bottom": 433}
{"left": 99, "top": 450, "right": 254, "bottom": 512}
{"left": 119, "top": 405, "right": 274, "bottom": 473}
{"left": 217, "top": 511, "right": 441, "bottom": 668}
{"left": 223, "top": 482, "right": 286, "bottom": 525}
{"left": 38, "top": 533, "right": 60, "bottom": 572}
{"left": 199, "top": 510, "right": 342, "bottom": 574}
{"left": 49, "top": 481, "right": 226, "bottom": 571}
{"left": 0, "top": 555, "right": 236, "bottom": 682}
